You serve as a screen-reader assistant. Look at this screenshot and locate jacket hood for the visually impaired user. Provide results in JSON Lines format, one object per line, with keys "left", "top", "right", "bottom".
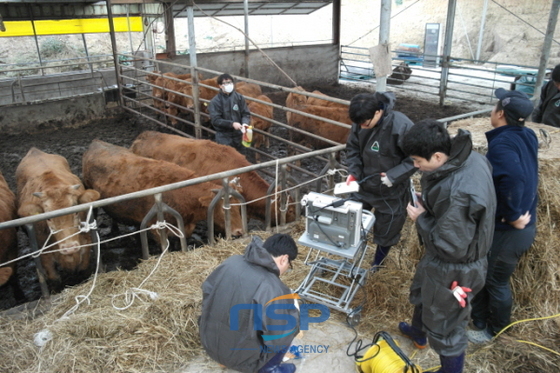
{"left": 375, "top": 91, "right": 396, "bottom": 113}
{"left": 425, "top": 129, "right": 473, "bottom": 182}
{"left": 243, "top": 236, "right": 280, "bottom": 276}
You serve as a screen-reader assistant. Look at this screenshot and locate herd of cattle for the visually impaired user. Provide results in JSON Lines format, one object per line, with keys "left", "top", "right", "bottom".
{"left": 145, "top": 63, "right": 411, "bottom": 159}
{"left": 0, "top": 131, "right": 298, "bottom": 299}
{"left": 0, "top": 64, "right": 413, "bottom": 303}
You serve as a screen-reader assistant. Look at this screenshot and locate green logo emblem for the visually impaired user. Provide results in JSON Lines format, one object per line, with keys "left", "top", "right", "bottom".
{"left": 233, "top": 104, "right": 239, "bottom": 111}
{"left": 371, "top": 141, "right": 380, "bottom": 152}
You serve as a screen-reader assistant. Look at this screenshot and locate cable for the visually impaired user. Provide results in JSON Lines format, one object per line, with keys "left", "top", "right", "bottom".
{"left": 348, "top": 330, "right": 421, "bottom": 373}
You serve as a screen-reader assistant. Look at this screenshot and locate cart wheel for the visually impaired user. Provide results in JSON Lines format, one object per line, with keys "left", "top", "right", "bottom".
{"left": 348, "top": 311, "right": 361, "bottom": 326}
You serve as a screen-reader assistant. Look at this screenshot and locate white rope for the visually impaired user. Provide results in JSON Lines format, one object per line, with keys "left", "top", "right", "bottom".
{"left": 29, "top": 216, "right": 183, "bottom": 347}
{"left": 110, "top": 238, "right": 169, "bottom": 311}
{"left": 59, "top": 230, "right": 102, "bottom": 320}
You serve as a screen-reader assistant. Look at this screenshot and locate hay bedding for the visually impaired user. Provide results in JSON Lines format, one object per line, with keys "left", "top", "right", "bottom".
{"left": 2, "top": 120, "right": 560, "bottom": 373}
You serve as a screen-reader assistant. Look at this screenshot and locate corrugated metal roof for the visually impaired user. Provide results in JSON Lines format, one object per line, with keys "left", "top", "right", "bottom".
{"left": 0, "top": 1, "right": 332, "bottom": 21}
{"left": 173, "top": 1, "right": 332, "bottom": 17}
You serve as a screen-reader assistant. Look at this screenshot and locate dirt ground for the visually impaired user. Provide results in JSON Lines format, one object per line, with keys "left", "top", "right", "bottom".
{"left": 0, "top": 82, "right": 475, "bottom": 311}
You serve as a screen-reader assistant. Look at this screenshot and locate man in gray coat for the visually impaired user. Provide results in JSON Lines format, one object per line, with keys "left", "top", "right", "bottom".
{"left": 199, "top": 234, "right": 299, "bottom": 373}
{"left": 208, "top": 73, "right": 251, "bottom": 151}
{"left": 399, "top": 120, "right": 496, "bottom": 373}
{"left": 345, "top": 92, "right": 417, "bottom": 271}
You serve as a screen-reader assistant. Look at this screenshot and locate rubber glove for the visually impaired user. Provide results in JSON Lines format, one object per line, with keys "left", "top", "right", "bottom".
{"left": 451, "top": 281, "right": 472, "bottom": 308}
{"left": 380, "top": 174, "right": 393, "bottom": 188}
{"left": 346, "top": 174, "right": 357, "bottom": 185}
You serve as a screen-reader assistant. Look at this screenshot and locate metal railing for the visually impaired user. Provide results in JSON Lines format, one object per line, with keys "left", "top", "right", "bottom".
{"left": 340, "top": 45, "right": 549, "bottom": 106}
{"left": 0, "top": 56, "right": 149, "bottom": 105}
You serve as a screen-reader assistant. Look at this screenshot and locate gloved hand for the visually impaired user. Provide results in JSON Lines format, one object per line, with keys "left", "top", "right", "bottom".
{"left": 380, "top": 174, "right": 393, "bottom": 188}
{"left": 346, "top": 174, "right": 357, "bottom": 185}
{"left": 450, "top": 281, "right": 472, "bottom": 308}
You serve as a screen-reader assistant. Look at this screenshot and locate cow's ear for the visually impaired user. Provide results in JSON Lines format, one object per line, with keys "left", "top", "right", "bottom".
{"left": 79, "top": 189, "right": 101, "bottom": 204}
{"left": 18, "top": 202, "right": 44, "bottom": 217}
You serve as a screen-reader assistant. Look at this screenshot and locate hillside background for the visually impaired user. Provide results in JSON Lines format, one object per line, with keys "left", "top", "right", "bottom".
{"left": 0, "top": 0, "right": 558, "bottom": 73}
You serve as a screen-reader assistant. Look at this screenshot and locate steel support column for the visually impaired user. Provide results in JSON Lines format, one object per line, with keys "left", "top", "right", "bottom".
{"left": 533, "top": 0, "right": 560, "bottom": 107}
{"left": 439, "top": 0, "right": 457, "bottom": 106}
{"left": 377, "top": 0, "right": 391, "bottom": 93}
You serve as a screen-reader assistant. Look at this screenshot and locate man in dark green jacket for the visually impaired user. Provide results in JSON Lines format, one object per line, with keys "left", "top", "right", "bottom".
{"left": 209, "top": 73, "right": 251, "bottom": 151}
{"left": 200, "top": 234, "right": 299, "bottom": 373}
{"left": 345, "top": 92, "right": 417, "bottom": 271}
{"left": 399, "top": 120, "right": 496, "bottom": 373}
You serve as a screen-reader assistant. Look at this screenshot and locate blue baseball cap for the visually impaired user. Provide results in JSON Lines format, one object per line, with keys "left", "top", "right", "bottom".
{"left": 495, "top": 88, "right": 533, "bottom": 122}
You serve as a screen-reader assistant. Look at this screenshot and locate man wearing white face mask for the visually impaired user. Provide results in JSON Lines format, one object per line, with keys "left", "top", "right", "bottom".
{"left": 209, "top": 73, "right": 251, "bottom": 152}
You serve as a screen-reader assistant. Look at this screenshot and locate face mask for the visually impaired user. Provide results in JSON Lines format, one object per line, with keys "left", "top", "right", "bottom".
{"left": 223, "top": 83, "right": 234, "bottom": 93}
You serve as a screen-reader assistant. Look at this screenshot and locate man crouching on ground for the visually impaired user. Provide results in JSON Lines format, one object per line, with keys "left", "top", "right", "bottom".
{"left": 199, "top": 234, "right": 299, "bottom": 373}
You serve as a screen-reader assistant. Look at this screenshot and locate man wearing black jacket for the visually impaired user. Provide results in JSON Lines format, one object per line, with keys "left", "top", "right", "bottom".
{"left": 345, "top": 92, "right": 417, "bottom": 271}
{"left": 209, "top": 73, "right": 251, "bottom": 151}
{"left": 532, "top": 64, "right": 560, "bottom": 127}
{"left": 199, "top": 234, "right": 299, "bottom": 373}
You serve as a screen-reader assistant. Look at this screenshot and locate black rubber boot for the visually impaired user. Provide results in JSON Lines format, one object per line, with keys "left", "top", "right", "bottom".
{"left": 370, "top": 245, "right": 391, "bottom": 271}
{"left": 398, "top": 305, "right": 427, "bottom": 348}
{"left": 429, "top": 352, "right": 465, "bottom": 373}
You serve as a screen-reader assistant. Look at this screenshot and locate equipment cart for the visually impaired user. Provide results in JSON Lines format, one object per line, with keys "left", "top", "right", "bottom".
{"left": 296, "top": 192, "right": 375, "bottom": 326}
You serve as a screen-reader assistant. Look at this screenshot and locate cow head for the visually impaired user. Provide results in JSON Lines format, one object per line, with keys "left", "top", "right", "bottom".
{"left": 19, "top": 185, "right": 100, "bottom": 257}
{"left": 180, "top": 83, "right": 196, "bottom": 110}
{"left": 203, "top": 187, "right": 244, "bottom": 238}
{"left": 269, "top": 190, "right": 297, "bottom": 225}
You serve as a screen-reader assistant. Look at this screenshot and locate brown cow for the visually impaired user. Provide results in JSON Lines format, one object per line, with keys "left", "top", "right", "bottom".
{"left": 16, "top": 148, "right": 100, "bottom": 283}
{"left": 82, "top": 140, "right": 244, "bottom": 240}
{"left": 248, "top": 94, "right": 274, "bottom": 152}
{"left": 179, "top": 76, "right": 220, "bottom": 113}
{"left": 285, "top": 86, "right": 309, "bottom": 126}
{"left": 0, "top": 170, "right": 18, "bottom": 288}
{"left": 289, "top": 104, "right": 351, "bottom": 148}
{"left": 146, "top": 71, "right": 194, "bottom": 112}
{"left": 130, "top": 131, "right": 296, "bottom": 226}
{"left": 236, "top": 82, "right": 263, "bottom": 98}
{"left": 307, "top": 90, "right": 349, "bottom": 109}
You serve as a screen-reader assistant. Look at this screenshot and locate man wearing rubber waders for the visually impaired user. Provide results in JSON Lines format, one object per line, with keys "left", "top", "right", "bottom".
{"left": 399, "top": 119, "right": 496, "bottom": 373}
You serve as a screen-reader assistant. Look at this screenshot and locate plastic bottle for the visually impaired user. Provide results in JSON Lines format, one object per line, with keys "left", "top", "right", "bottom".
{"left": 242, "top": 125, "right": 253, "bottom": 147}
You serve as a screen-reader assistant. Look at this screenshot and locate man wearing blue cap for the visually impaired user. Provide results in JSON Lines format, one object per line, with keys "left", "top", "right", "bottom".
{"left": 467, "top": 88, "right": 539, "bottom": 344}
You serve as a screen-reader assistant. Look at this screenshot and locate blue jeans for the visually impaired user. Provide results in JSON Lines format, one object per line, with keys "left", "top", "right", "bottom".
{"left": 470, "top": 225, "right": 536, "bottom": 335}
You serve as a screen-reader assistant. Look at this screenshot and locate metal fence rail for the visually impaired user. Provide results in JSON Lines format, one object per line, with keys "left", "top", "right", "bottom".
{"left": 339, "top": 45, "right": 549, "bottom": 106}
{"left": 0, "top": 58, "right": 149, "bottom": 105}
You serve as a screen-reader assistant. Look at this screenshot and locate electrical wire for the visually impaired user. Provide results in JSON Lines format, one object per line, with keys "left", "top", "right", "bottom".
{"left": 349, "top": 330, "right": 421, "bottom": 373}
{"left": 490, "top": 312, "right": 560, "bottom": 356}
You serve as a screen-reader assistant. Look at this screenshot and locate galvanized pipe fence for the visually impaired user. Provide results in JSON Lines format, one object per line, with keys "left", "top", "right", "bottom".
{"left": 340, "top": 45, "right": 548, "bottom": 106}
